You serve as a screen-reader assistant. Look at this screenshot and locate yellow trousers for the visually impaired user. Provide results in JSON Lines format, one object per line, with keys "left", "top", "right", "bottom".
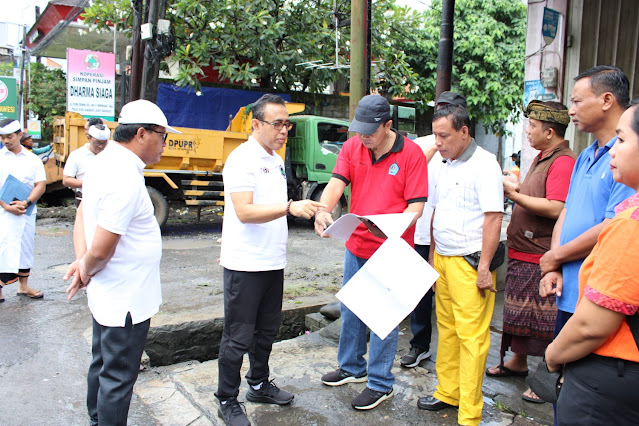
{"left": 432, "top": 253, "right": 495, "bottom": 426}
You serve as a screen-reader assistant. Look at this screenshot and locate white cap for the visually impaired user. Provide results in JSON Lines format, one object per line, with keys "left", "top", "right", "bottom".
{"left": 88, "top": 125, "right": 111, "bottom": 141}
{"left": 118, "top": 99, "right": 181, "bottom": 134}
{"left": 0, "top": 120, "right": 22, "bottom": 135}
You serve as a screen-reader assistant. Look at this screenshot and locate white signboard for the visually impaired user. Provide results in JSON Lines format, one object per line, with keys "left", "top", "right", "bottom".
{"left": 66, "top": 48, "right": 115, "bottom": 120}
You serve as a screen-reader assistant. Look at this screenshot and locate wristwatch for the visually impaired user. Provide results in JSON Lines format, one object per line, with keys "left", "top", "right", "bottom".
{"left": 25, "top": 199, "right": 33, "bottom": 207}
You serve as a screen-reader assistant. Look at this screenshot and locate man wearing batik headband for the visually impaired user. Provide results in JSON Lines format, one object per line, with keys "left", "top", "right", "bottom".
{"left": 486, "top": 101, "right": 576, "bottom": 403}
{"left": 0, "top": 118, "right": 46, "bottom": 301}
{"left": 63, "top": 123, "right": 111, "bottom": 203}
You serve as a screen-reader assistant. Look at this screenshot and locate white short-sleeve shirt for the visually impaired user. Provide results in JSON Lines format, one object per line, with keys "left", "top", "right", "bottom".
{"left": 81, "top": 142, "right": 162, "bottom": 327}
{"left": 220, "top": 136, "right": 288, "bottom": 272}
{"left": 412, "top": 135, "right": 443, "bottom": 245}
{"left": 63, "top": 144, "right": 96, "bottom": 189}
{"left": 432, "top": 141, "right": 503, "bottom": 256}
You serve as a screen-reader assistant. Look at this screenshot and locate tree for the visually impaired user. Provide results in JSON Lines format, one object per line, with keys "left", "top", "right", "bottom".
{"left": 0, "top": 63, "right": 14, "bottom": 77}
{"left": 83, "top": 0, "right": 347, "bottom": 93}
{"left": 382, "top": 0, "right": 527, "bottom": 133}
{"left": 82, "top": 0, "right": 526, "bottom": 133}
{"left": 25, "top": 62, "right": 67, "bottom": 142}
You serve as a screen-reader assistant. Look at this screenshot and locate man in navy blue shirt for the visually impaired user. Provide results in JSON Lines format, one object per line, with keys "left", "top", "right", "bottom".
{"left": 539, "top": 65, "right": 633, "bottom": 335}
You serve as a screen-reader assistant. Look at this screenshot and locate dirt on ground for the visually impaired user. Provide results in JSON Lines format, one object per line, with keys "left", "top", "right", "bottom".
{"left": 36, "top": 199, "right": 347, "bottom": 311}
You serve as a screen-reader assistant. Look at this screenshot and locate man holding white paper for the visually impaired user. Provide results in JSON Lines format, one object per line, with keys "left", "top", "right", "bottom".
{"left": 0, "top": 119, "right": 46, "bottom": 302}
{"left": 417, "top": 105, "right": 503, "bottom": 426}
{"left": 314, "top": 94, "right": 428, "bottom": 411}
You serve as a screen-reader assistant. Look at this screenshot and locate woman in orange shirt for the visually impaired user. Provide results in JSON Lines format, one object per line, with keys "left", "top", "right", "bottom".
{"left": 545, "top": 100, "right": 639, "bottom": 424}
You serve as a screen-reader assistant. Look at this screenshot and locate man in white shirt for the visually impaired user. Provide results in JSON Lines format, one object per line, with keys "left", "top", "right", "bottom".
{"left": 400, "top": 91, "right": 467, "bottom": 369}
{"left": 0, "top": 119, "right": 46, "bottom": 301}
{"left": 63, "top": 120, "right": 110, "bottom": 203}
{"left": 216, "top": 94, "right": 325, "bottom": 426}
{"left": 64, "top": 100, "right": 180, "bottom": 426}
{"left": 417, "top": 105, "right": 504, "bottom": 426}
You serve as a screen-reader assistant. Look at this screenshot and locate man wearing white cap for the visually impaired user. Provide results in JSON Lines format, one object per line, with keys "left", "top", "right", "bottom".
{"left": 63, "top": 122, "right": 111, "bottom": 204}
{"left": 0, "top": 119, "right": 46, "bottom": 302}
{"left": 64, "top": 99, "right": 180, "bottom": 425}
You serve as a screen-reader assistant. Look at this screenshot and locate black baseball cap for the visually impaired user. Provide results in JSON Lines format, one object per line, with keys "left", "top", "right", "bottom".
{"left": 348, "top": 95, "right": 392, "bottom": 135}
{"left": 437, "top": 91, "right": 467, "bottom": 108}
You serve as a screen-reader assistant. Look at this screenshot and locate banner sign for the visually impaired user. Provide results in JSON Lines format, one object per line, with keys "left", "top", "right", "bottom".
{"left": 27, "top": 119, "right": 42, "bottom": 140}
{"left": 66, "top": 48, "right": 115, "bottom": 120}
{"left": 0, "top": 77, "right": 18, "bottom": 121}
{"left": 542, "top": 7, "right": 560, "bottom": 46}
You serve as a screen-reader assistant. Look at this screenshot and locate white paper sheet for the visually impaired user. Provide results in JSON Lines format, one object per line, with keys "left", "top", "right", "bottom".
{"left": 336, "top": 237, "right": 439, "bottom": 339}
{"left": 329, "top": 212, "right": 440, "bottom": 340}
{"left": 323, "top": 212, "right": 416, "bottom": 240}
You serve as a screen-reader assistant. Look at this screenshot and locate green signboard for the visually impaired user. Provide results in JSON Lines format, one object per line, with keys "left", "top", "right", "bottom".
{"left": 0, "top": 77, "right": 18, "bottom": 121}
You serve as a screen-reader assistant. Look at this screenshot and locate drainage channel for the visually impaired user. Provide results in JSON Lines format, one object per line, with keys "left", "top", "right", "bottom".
{"left": 144, "top": 304, "right": 325, "bottom": 367}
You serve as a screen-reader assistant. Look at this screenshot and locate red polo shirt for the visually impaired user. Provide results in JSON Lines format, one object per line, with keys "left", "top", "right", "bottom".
{"left": 332, "top": 131, "right": 428, "bottom": 259}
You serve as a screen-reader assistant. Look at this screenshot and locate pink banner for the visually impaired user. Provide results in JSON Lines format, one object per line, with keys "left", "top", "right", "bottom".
{"left": 66, "top": 48, "right": 116, "bottom": 120}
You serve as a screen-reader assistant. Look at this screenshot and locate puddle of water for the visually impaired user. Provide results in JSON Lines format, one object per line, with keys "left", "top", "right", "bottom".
{"left": 37, "top": 229, "right": 70, "bottom": 237}
{"left": 163, "top": 239, "right": 217, "bottom": 250}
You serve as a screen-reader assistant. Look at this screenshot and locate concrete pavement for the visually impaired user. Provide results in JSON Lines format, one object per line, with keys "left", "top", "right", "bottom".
{"left": 131, "top": 292, "right": 553, "bottom": 426}
{"left": 0, "top": 212, "right": 554, "bottom": 425}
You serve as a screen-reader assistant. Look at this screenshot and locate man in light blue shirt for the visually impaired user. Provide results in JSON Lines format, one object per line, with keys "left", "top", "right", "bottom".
{"left": 540, "top": 65, "right": 633, "bottom": 334}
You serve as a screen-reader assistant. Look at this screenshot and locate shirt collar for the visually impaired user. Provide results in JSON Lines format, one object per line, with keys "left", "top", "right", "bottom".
{"left": 248, "top": 135, "right": 277, "bottom": 159}
{"left": 590, "top": 135, "right": 618, "bottom": 151}
{"left": 446, "top": 139, "right": 477, "bottom": 164}
{"left": 111, "top": 141, "right": 147, "bottom": 172}
{"left": 1, "top": 145, "right": 27, "bottom": 156}
{"left": 369, "top": 130, "right": 404, "bottom": 164}
{"left": 614, "top": 192, "right": 639, "bottom": 215}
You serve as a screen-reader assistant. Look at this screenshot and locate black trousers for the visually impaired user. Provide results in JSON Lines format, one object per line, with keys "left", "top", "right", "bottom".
{"left": 557, "top": 354, "right": 639, "bottom": 425}
{"left": 216, "top": 268, "right": 283, "bottom": 400}
{"left": 87, "top": 313, "right": 150, "bottom": 426}
{"left": 409, "top": 244, "right": 434, "bottom": 351}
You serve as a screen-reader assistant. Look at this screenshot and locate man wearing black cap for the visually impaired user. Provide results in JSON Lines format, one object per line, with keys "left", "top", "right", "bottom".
{"left": 314, "top": 94, "right": 428, "bottom": 410}
{"left": 401, "top": 91, "right": 467, "bottom": 369}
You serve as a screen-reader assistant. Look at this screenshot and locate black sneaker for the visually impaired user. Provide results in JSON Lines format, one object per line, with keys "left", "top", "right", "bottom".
{"left": 321, "top": 368, "right": 367, "bottom": 386}
{"left": 351, "top": 387, "right": 394, "bottom": 410}
{"left": 218, "top": 397, "right": 251, "bottom": 426}
{"left": 400, "top": 347, "right": 432, "bottom": 368}
{"left": 246, "top": 380, "right": 294, "bottom": 405}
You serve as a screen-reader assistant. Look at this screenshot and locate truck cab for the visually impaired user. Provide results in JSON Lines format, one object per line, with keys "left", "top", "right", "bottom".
{"left": 286, "top": 115, "right": 350, "bottom": 220}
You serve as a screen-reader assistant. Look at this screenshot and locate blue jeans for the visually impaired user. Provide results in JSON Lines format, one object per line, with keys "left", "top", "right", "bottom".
{"left": 337, "top": 249, "right": 398, "bottom": 392}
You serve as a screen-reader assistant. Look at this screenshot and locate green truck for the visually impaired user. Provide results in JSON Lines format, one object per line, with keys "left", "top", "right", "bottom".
{"left": 286, "top": 115, "right": 350, "bottom": 220}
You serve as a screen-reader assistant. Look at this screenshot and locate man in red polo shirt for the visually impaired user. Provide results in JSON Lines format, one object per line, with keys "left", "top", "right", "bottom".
{"left": 314, "top": 94, "right": 428, "bottom": 410}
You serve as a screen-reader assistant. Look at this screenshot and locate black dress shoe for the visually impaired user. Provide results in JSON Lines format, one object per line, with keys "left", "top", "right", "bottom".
{"left": 417, "top": 395, "right": 456, "bottom": 411}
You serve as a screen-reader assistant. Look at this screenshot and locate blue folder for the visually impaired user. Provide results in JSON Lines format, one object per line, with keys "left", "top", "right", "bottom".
{"left": 0, "top": 174, "right": 36, "bottom": 216}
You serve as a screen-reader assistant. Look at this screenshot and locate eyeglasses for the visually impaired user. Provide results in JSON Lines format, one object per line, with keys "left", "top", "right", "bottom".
{"left": 259, "top": 120, "right": 293, "bottom": 131}
{"left": 148, "top": 129, "right": 168, "bottom": 141}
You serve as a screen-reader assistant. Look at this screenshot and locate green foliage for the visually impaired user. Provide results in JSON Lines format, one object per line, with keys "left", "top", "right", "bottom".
{"left": 0, "top": 63, "right": 14, "bottom": 76}
{"left": 389, "top": 0, "right": 527, "bottom": 133}
{"left": 82, "top": 0, "right": 526, "bottom": 133}
{"left": 25, "top": 62, "right": 67, "bottom": 142}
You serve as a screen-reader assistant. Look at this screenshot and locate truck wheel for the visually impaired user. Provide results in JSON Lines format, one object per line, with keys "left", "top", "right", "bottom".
{"left": 313, "top": 188, "right": 343, "bottom": 222}
{"left": 147, "top": 186, "right": 168, "bottom": 228}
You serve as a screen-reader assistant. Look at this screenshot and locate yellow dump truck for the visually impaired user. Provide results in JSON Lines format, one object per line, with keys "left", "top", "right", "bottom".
{"left": 49, "top": 103, "right": 348, "bottom": 227}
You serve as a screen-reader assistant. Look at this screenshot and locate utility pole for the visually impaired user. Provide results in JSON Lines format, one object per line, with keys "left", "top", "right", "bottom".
{"left": 18, "top": 24, "right": 27, "bottom": 125}
{"left": 129, "top": 0, "right": 144, "bottom": 101}
{"left": 350, "top": 0, "right": 368, "bottom": 122}
{"left": 435, "top": 0, "right": 455, "bottom": 99}
{"left": 140, "top": 0, "right": 159, "bottom": 101}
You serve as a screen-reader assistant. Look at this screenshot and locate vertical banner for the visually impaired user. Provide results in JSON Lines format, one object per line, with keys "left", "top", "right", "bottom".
{"left": 66, "top": 48, "right": 115, "bottom": 120}
{"left": 0, "top": 77, "right": 18, "bottom": 121}
{"left": 27, "top": 119, "right": 42, "bottom": 140}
